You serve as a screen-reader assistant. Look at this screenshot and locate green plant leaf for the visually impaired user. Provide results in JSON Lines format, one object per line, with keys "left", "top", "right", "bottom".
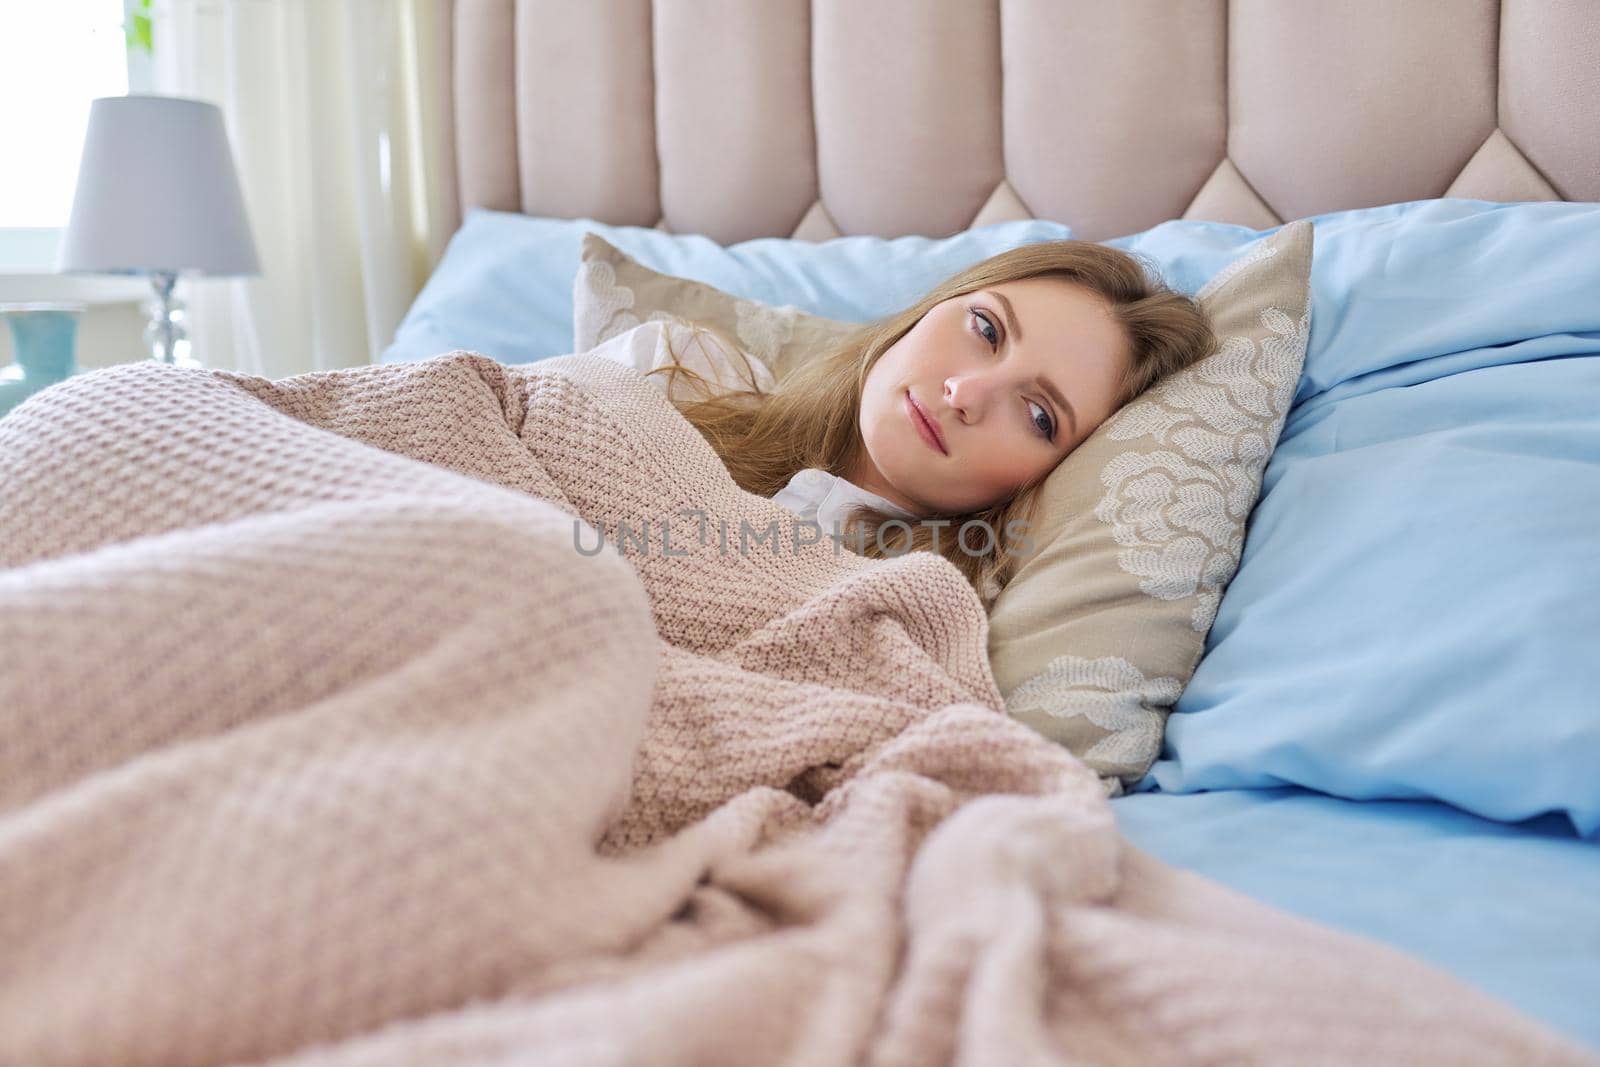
{"left": 126, "top": 12, "right": 153, "bottom": 55}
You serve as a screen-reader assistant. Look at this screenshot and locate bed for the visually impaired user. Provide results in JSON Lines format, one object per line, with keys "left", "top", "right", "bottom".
{"left": 1, "top": 2, "right": 1597, "bottom": 1065}
{"left": 416, "top": 0, "right": 1600, "bottom": 1053}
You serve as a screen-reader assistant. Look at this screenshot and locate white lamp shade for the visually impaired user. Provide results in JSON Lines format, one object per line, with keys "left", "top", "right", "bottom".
{"left": 60, "top": 95, "right": 260, "bottom": 277}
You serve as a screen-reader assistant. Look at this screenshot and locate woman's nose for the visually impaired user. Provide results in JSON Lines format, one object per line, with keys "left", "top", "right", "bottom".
{"left": 944, "top": 375, "right": 988, "bottom": 421}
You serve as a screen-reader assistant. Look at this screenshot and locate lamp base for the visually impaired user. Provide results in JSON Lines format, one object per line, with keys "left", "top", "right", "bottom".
{"left": 143, "top": 271, "right": 203, "bottom": 367}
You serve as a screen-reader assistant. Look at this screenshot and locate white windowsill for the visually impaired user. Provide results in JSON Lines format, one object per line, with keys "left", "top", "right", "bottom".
{"left": 0, "top": 272, "right": 150, "bottom": 306}
{"left": 0, "top": 229, "right": 149, "bottom": 305}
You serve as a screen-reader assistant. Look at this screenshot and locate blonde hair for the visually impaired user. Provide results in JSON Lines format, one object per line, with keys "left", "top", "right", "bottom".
{"left": 645, "top": 241, "right": 1217, "bottom": 606}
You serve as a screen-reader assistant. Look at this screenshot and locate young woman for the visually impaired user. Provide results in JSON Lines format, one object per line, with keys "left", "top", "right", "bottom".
{"left": 617, "top": 241, "right": 1216, "bottom": 605}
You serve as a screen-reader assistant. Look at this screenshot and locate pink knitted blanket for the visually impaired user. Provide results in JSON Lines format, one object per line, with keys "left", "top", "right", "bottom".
{"left": 0, "top": 352, "right": 1592, "bottom": 1067}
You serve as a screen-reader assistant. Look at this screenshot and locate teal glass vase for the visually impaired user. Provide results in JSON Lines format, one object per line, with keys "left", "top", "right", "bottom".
{"left": 0, "top": 303, "right": 86, "bottom": 420}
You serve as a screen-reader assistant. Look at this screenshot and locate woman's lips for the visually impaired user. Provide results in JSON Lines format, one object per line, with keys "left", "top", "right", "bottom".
{"left": 906, "top": 391, "right": 948, "bottom": 455}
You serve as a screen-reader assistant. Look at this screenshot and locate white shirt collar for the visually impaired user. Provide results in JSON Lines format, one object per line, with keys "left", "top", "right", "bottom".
{"left": 772, "top": 468, "right": 917, "bottom": 532}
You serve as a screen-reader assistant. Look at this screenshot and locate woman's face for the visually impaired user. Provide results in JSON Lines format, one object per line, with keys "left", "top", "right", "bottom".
{"left": 849, "top": 277, "right": 1132, "bottom": 517}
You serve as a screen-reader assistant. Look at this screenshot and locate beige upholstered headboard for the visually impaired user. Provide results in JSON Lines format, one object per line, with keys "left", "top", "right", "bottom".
{"left": 433, "top": 0, "right": 1599, "bottom": 244}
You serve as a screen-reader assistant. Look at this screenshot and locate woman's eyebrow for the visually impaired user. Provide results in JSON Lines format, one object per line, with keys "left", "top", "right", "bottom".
{"left": 1036, "top": 375, "right": 1077, "bottom": 437}
{"left": 985, "top": 288, "right": 1077, "bottom": 437}
{"left": 985, "top": 289, "right": 1023, "bottom": 343}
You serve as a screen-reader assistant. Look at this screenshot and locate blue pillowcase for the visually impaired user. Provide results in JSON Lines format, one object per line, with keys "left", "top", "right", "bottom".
{"left": 386, "top": 198, "right": 1600, "bottom": 839}
{"left": 1120, "top": 200, "right": 1600, "bottom": 839}
{"left": 380, "top": 211, "right": 1074, "bottom": 365}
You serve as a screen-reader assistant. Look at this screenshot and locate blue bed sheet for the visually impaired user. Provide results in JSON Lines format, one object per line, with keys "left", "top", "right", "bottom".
{"left": 1110, "top": 787, "right": 1600, "bottom": 1052}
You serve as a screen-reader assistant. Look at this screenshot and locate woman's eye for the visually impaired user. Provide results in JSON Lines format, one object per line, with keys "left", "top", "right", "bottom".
{"left": 1028, "top": 400, "right": 1055, "bottom": 440}
{"left": 971, "top": 309, "right": 999, "bottom": 348}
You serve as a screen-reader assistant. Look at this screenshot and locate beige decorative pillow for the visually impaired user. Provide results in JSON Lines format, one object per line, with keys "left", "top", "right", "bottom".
{"left": 571, "top": 222, "right": 1314, "bottom": 798}
{"left": 986, "top": 220, "right": 1314, "bottom": 795}
{"left": 572, "top": 233, "right": 861, "bottom": 382}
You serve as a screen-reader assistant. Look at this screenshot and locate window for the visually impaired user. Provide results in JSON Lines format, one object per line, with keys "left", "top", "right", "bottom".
{"left": 0, "top": 0, "right": 153, "bottom": 273}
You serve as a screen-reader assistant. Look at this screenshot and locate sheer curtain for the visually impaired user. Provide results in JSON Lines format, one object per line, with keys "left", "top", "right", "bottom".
{"left": 152, "top": 0, "right": 449, "bottom": 376}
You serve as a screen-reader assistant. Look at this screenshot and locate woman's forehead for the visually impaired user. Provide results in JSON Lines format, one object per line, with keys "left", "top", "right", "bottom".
{"left": 973, "top": 278, "right": 1120, "bottom": 342}
{"left": 988, "top": 275, "right": 1102, "bottom": 305}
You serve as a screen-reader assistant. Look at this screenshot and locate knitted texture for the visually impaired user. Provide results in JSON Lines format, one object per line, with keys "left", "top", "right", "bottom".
{"left": 0, "top": 352, "right": 1592, "bottom": 1067}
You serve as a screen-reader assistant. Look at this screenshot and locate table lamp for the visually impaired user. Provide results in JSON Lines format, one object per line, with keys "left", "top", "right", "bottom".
{"left": 59, "top": 94, "right": 260, "bottom": 366}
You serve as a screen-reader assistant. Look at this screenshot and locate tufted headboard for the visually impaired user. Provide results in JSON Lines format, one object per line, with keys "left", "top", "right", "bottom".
{"left": 432, "top": 0, "right": 1599, "bottom": 244}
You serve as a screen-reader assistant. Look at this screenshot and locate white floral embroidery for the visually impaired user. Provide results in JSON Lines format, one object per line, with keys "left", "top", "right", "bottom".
{"left": 575, "top": 259, "right": 640, "bottom": 346}
{"left": 1196, "top": 240, "right": 1280, "bottom": 302}
{"left": 1095, "top": 304, "right": 1308, "bottom": 631}
{"left": 734, "top": 299, "right": 797, "bottom": 362}
{"left": 1004, "top": 655, "right": 1184, "bottom": 773}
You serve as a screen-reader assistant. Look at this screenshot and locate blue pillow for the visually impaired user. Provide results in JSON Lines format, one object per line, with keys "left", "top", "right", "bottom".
{"left": 381, "top": 210, "right": 1074, "bottom": 365}
{"left": 1120, "top": 199, "right": 1600, "bottom": 838}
